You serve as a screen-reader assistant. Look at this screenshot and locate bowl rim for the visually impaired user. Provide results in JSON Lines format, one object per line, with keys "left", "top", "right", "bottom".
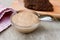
{"left": 10, "top": 11, "right": 40, "bottom": 29}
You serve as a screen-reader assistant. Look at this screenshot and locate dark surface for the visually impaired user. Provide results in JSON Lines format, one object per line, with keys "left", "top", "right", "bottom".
{"left": 24, "top": 0, "right": 54, "bottom": 12}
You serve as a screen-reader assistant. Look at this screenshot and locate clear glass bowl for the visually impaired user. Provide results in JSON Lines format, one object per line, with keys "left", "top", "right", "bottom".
{"left": 11, "top": 11, "right": 40, "bottom": 33}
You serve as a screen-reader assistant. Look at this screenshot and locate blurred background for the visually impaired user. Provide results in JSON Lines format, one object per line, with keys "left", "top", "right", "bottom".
{"left": 0, "top": 0, "right": 14, "bottom": 7}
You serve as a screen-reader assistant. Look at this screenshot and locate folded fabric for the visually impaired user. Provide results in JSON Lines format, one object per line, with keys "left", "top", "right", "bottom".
{"left": 0, "top": 5, "right": 16, "bottom": 32}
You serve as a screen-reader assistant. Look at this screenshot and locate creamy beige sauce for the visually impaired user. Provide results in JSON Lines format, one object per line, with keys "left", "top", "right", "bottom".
{"left": 12, "top": 10, "right": 39, "bottom": 27}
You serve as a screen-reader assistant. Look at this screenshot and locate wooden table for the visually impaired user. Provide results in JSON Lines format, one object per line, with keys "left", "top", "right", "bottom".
{"left": 0, "top": 21, "right": 60, "bottom": 40}
{"left": 0, "top": 0, "right": 60, "bottom": 40}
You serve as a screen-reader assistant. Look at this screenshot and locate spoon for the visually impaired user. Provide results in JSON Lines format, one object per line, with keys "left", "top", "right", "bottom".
{"left": 34, "top": 12, "right": 56, "bottom": 21}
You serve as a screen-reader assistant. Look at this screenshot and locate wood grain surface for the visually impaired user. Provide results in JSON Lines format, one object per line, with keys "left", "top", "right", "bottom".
{"left": 0, "top": 21, "right": 60, "bottom": 40}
